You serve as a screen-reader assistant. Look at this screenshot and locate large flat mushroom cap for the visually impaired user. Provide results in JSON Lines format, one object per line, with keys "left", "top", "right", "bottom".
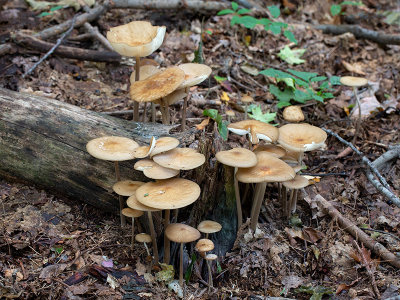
{"left": 127, "top": 194, "right": 160, "bottom": 212}
{"left": 134, "top": 159, "right": 179, "bottom": 180}
{"left": 122, "top": 208, "right": 144, "bottom": 218}
{"left": 153, "top": 148, "right": 205, "bottom": 170}
{"left": 236, "top": 152, "right": 295, "bottom": 183}
{"left": 216, "top": 148, "right": 257, "bottom": 168}
{"left": 106, "top": 21, "right": 166, "bottom": 57}
{"left": 165, "top": 223, "right": 201, "bottom": 243}
{"left": 228, "top": 120, "right": 279, "bottom": 144}
{"left": 136, "top": 178, "right": 200, "bottom": 209}
{"left": 253, "top": 144, "right": 287, "bottom": 158}
{"left": 197, "top": 220, "right": 222, "bottom": 234}
{"left": 340, "top": 76, "right": 368, "bottom": 87}
{"left": 278, "top": 123, "right": 327, "bottom": 152}
{"left": 282, "top": 175, "right": 310, "bottom": 189}
{"left": 178, "top": 63, "right": 212, "bottom": 88}
{"left": 86, "top": 136, "right": 139, "bottom": 161}
{"left": 113, "top": 180, "right": 145, "bottom": 196}
{"left": 130, "top": 67, "right": 185, "bottom": 102}
{"left": 150, "top": 137, "right": 180, "bottom": 157}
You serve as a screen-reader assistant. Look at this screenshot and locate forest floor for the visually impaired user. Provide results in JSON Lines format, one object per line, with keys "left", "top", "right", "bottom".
{"left": 0, "top": 0, "right": 400, "bottom": 299}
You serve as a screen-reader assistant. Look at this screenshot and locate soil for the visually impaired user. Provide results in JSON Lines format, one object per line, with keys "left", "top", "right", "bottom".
{"left": 0, "top": 0, "right": 400, "bottom": 299}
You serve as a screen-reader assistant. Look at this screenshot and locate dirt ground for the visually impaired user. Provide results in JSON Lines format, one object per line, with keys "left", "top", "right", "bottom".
{"left": 0, "top": 0, "right": 400, "bottom": 299}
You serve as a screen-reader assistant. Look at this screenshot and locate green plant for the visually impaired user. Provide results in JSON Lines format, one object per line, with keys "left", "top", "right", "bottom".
{"left": 203, "top": 109, "right": 228, "bottom": 140}
{"left": 330, "top": 1, "right": 364, "bottom": 17}
{"left": 217, "top": 2, "right": 297, "bottom": 44}
{"left": 247, "top": 104, "right": 276, "bottom": 123}
{"left": 295, "top": 285, "right": 333, "bottom": 300}
{"left": 259, "top": 68, "right": 341, "bottom": 108}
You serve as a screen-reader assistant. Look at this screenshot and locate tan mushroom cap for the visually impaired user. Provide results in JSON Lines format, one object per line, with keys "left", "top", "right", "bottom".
{"left": 226, "top": 110, "right": 235, "bottom": 117}
{"left": 228, "top": 120, "right": 279, "bottom": 144}
{"left": 241, "top": 95, "right": 254, "bottom": 103}
{"left": 121, "top": 208, "right": 144, "bottom": 218}
{"left": 130, "top": 67, "right": 185, "bottom": 103}
{"left": 205, "top": 254, "right": 218, "bottom": 261}
{"left": 150, "top": 137, "right": 180, "bottom": 157}
{"left": 195, "top": 239, "right": 215, "bottom": 252}
{"left": 178, "top": 63, "right": 212, "bottom": 88}
{"left": 136, "top": 178, "right": 200, "bottom": 209}
{"left": 106, "top": 21, "right": 166, "bottom": 57}
{"left": 283, "top": 105, "right": 305, "bottom": 123}
{"left": 133, "top": 137, "right": 156, "bottom": 158}
{"left": 86, "top": 136, "right": 139, "bottom": 161}
{"left": 197, "top": 220, "right": 222, "bottom": 234}
{"left": 165, "top": 223, "right": 201, "bottom": 243}
{"left": 278, "top": 123, "right": 327, "bottom": 152}
{"left": 127, "top": 194, "right": 160, "bottom": 212}
{"left": 134, "top": 159, "right": 179, "bottom": 179}
{"left": 340, "top": 76, "right": 368, "bottom": 87}
{"left": 236, "top": 152, "right": 295, "bottom": 183}
{"left": 253, "top": 144, "right": 287, "bottom": 158}
{"left": 282, "top": 175, "right": 310, "bottom": 189}
{"left": 153, "top": 148, "right": 205, "bottom": 170}
{"left": 281, "top": 150, "right": 303, "bottom": 164}
{"left": 292, "top": 164, "right": 304, "bottom": 173}
{"left": 113, "top": 180, "right": 144, "bottom": 196}
{"left": 130, "top": 65, "right": 160, "bottom": 84}
{"left": 162, "top": 88, "right": 187, "bottom": 106}
{"left": 216, "top": 148, "right": 257, "bottom": 168}
{"left": 135, "top": 233, "right": 152, "bottom": 243}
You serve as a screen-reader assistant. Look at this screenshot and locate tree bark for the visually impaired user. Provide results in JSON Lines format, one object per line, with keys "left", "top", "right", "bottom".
{"left": 112, "top": 0, "right": 228, "bottom": 10}
{"left": 0, "top": 88, "right": 191, "bottom": 213}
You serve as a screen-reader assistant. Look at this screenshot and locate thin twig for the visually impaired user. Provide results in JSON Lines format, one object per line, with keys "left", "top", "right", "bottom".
{"left": 23, "top": 15, "right": 77, "bottom": 78}
{"left": 360, "top": 228, "right": 400, "bottom": 242}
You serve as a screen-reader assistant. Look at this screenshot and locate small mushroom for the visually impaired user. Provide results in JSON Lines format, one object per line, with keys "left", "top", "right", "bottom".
{"left": 112, "top": 180, "right": 144, "bottom": 197}
{"left": 197, "top": 220, "right": 222, "bottom": 239}
{"left": 253, "top": 144, "right": 287, "bottom": 158}
{"left": 282, "top": 175, "right": 310, "bottom": 217}
{"left": 121, "top": 208, "right": 144, "bottom": 250}
{"left": 226, "top": 110, "right": 235, "bottom": 123}
{"left": 86, "top": 136, "right": 139, "bottom": 226}
{"left": 195, "top": 239, "right": 215, "bottom": 288}
{"left": 282, "top": 105, "right": 305, "bottom": 123}
{"left": 152, "top": 148, "right": 205, "bottom": 170}
{"left": 228, "top": 120, "right": 279, "bottom": 148}
{"left": 241, "top": 95, "right": 254, "bottom": 119}
{"left": 205, "top": 254, "right": 218, "bottom": 288}
{"left": 135, "top": 233, "right": 152, "bottom": 257}
{"left": 150, "top": 137, "right": 180, "bottom": 157}
{"left": 165, "top": 223, "right": 201, "bottom": 287}
{"left": 134, "top": 159, "right": 179, "bottom": 180}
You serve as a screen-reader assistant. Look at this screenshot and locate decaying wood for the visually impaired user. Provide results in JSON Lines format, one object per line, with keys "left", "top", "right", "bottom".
{"left": 112, "top": 0, "right": 228, "bottom": 10}
{"left": 14, "top": 33, "right": 121, "bottom": 63}
{"left": 0, "top": 88, "right": 191, "bottom": 213}
{"left": 316, "top": 24, "right": 400, "bottom": 45}
{"left": 311, "top": 194, "right": 400, "bottom": 269}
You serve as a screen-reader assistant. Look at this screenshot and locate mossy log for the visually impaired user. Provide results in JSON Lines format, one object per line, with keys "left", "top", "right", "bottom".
{"left": 0, "top": 88, "right": 192, "bottom": 213}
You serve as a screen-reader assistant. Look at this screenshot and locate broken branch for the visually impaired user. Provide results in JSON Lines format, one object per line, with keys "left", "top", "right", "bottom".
{"left": 112, "top": 0, "right": 228, "bottom": 11}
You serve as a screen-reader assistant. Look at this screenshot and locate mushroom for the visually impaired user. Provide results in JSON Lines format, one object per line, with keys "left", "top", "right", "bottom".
{"left": 133, "top": 137, "right": 156, "bottom": 158}
{"left": 228, "top": 120, "right": 279, "bottom": 148}
{"left": 216, "top": 148, "right": 257, "bottom": 228}
{"left": 282, "top": 175, "right": 309, "bottom": 217}
{"left": 197, "top": 220, "right": 222, "bottom": 239}
{"left": 106, "top": 21, "right": 166, "bottom": 121}
{"left": 165, "top": 223, "right": 201, "bottom": 287}
{"left": 195, "top": 239, "right": 215, "bottom": 288}
{"left": 121, "top": 208, "right": 144, "bottom": 250}
{"left": 253, "top": 144, "right": 287, "bottom": 158}
{"left": 282, "top": 105, "right": 305, "bottom": 123}
{"left": 127, "top": 194, "right": 161, "bottom": 263}
{"left": 130, "top": 67, "right": 185, "bottom": 125}
{"left": 178, "top": 63, "right": 212, "bottom": 131}
{"left": 241, "top": 95, "right": 254, "bottom": 120}
{"left": 278, "top": 123, "right": 327, "bottom": 164}
{"left": 152, "top": 148, "right": 205, "bottom": 170}
{"left": 112, "top": 180, "right": 144, "bottom": 197}
{"left": 134, "top": 159, "right": 179, "bottom": 180}
{"left": 136, "top": 178, "right": 201, "bottom": 264}
{"left": 340, "top": 76, "right": 368, "bottom": 144}
{"left": 150, "top": 137, "right": 180, "bottom": 157}
{"left": 135, "top": 233, "right": 152, "bottom": 257}
{"left": 226, "top": 109, "right": 235, "bottom": 123}
{"left": 86, "top": 136, "right": 139, "bottom": 226}
{"left": 236, "top": 152, "right": 295, "bottom": 231}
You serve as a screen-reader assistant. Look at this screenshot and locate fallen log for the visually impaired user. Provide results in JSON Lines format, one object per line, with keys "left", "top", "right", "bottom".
{"left": 0, "top": 88, "right": 192, "bottom": 213}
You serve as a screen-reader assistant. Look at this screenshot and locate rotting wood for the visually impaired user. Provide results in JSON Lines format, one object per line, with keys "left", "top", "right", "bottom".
{"left": 112, "top": 0, "right": 228, "bottom": 10}
{"left": 0, "top": 88, "right": 192, "bottom": 213}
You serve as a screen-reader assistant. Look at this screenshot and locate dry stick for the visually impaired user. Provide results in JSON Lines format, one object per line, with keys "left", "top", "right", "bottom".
{"left": 23, "top": 15, "right": 77, "bottom": 78}
{"left": 112, "top": 0, "right": 228, "bottom": 11}
{"left": 163, "top": 209, "right": 171, "bottom": 264}
{"left": 83, "top": 22, "right": 114, "bottom": 51}
{"left": 322, "top": 128, "right": 400, "bottom": 208}
{"left": 114, "top": 161, "right": 127, "bottom": 227}
{"left": 312, "top": 194, "right": 400, "bottom": 268}
{"left": 351, "top": 239, "right": 380, "bottom": 298}
{"left": 360, "top": 228, "right": 400, "bottom": 242}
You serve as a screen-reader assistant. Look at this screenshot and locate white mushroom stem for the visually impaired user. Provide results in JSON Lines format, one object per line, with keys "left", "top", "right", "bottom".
{"left": 147, "top": 211, "right": 159, "bottom": 263}
{"left": 114, "top": 161, "right": 126, "bottom": 227}
{"left": 181, "top": 87, "right": 190, "bottom": 131}
{"left": 352, "top": 86, "right": 362, "bottom": 144}
{"left": 250, "top": 182, "right": 267, "bottom": 232}
{"left": 179, "top": 242, "right": 184, "bottom": 287}
{"left": 131, "top": 217, "right": 135, "bottom": 250}
{"left": 133, "top": 56, "right": 141, "bottom": 122}
{"left": 234, "top": 167, "right": 243, "bottom": 229}
{"left": 163, "top": 209, "right": 171, "bottom": 264}
{"left": 143, "top": 242, "right": 151, "bottom": 257}
{"left": 288, "top": 189, "right": 299, "bottom": 216}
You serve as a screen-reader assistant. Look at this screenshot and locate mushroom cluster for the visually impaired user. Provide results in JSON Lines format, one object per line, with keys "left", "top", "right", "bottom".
{"left": 106, "top": 21, "right": 212, "bottom": 128}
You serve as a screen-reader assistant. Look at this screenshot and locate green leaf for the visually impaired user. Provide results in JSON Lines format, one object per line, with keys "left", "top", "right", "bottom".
{"left": 231, "top": 1, "right": 239, "bottom": 10}
{"left": 287, "top": 69, "right": 318, "bottom": 82}
{"left": 218, "top": 121, "right": 228, "bottom": 141}
{"left": 330, "top": 4, "right": 342, "bottom": 16}
{"left": 237, "top": 8, "right": 251, "bottom": 14}
{"left": 277, "top": 77, "right": 295, "bottom": 89}
{"left": 277, "top": 45, "right": 306, "bottom": 65}
{"left": 50, "top": 5, "right": 64, "bottom": 11}
{"left": 284, "top": 30, "right": 297, "bottom": 44}
{"left": 259, "top": 68, "right": 295, "bottom": 80}
{"left": 184, "top": 253, "right": 197, "bottom": 283}
{"left": 258, "top": 18, "right": 271, "bottom": 26}
{"left": 341, "top": 1, "right": 363, "bottom": 6}
{"left": 38, "top": 11, "right": 52, "bottom": 17}
{"left": 231, "top": 15, "right": 259, "bottom": 28}
{"left": 268, "top": 5, "right": 281, "bottom": 18}
{"left": 217, "top": 9, "right": 235, "bottom": 15}
{"left": 269, "top": 22, "right": 283, "bottom": 35}
{"left": 322, "top": 92, "right": 334, "bottom": 99}
{"left": 270, "top": 84, "right": 294, "bottom": 102}
{"left": 248, "top": 105, "right": 276, "bottom": 123}
{"left": 216, "top": 261, "right": 223, "bottom": 273}
{"left": 310, "top": 76, "right": 327, "bottom": 82}
{"left": 277, "top": 101, "right": 292, "bottom": 108}
{"left": 192, "top": 39, "right": 204, "bottom": 64}
{"left": 330, "top": 76, "right": 341, "bottom": 85}
{"left": 203, "top": 109, "right": 219, "bottom": 119}
{"left": 214, "top": 75, "right": 227, "bottom": 83}
{"left": 293, "top": 89, "right": 311, "bottom": 103}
